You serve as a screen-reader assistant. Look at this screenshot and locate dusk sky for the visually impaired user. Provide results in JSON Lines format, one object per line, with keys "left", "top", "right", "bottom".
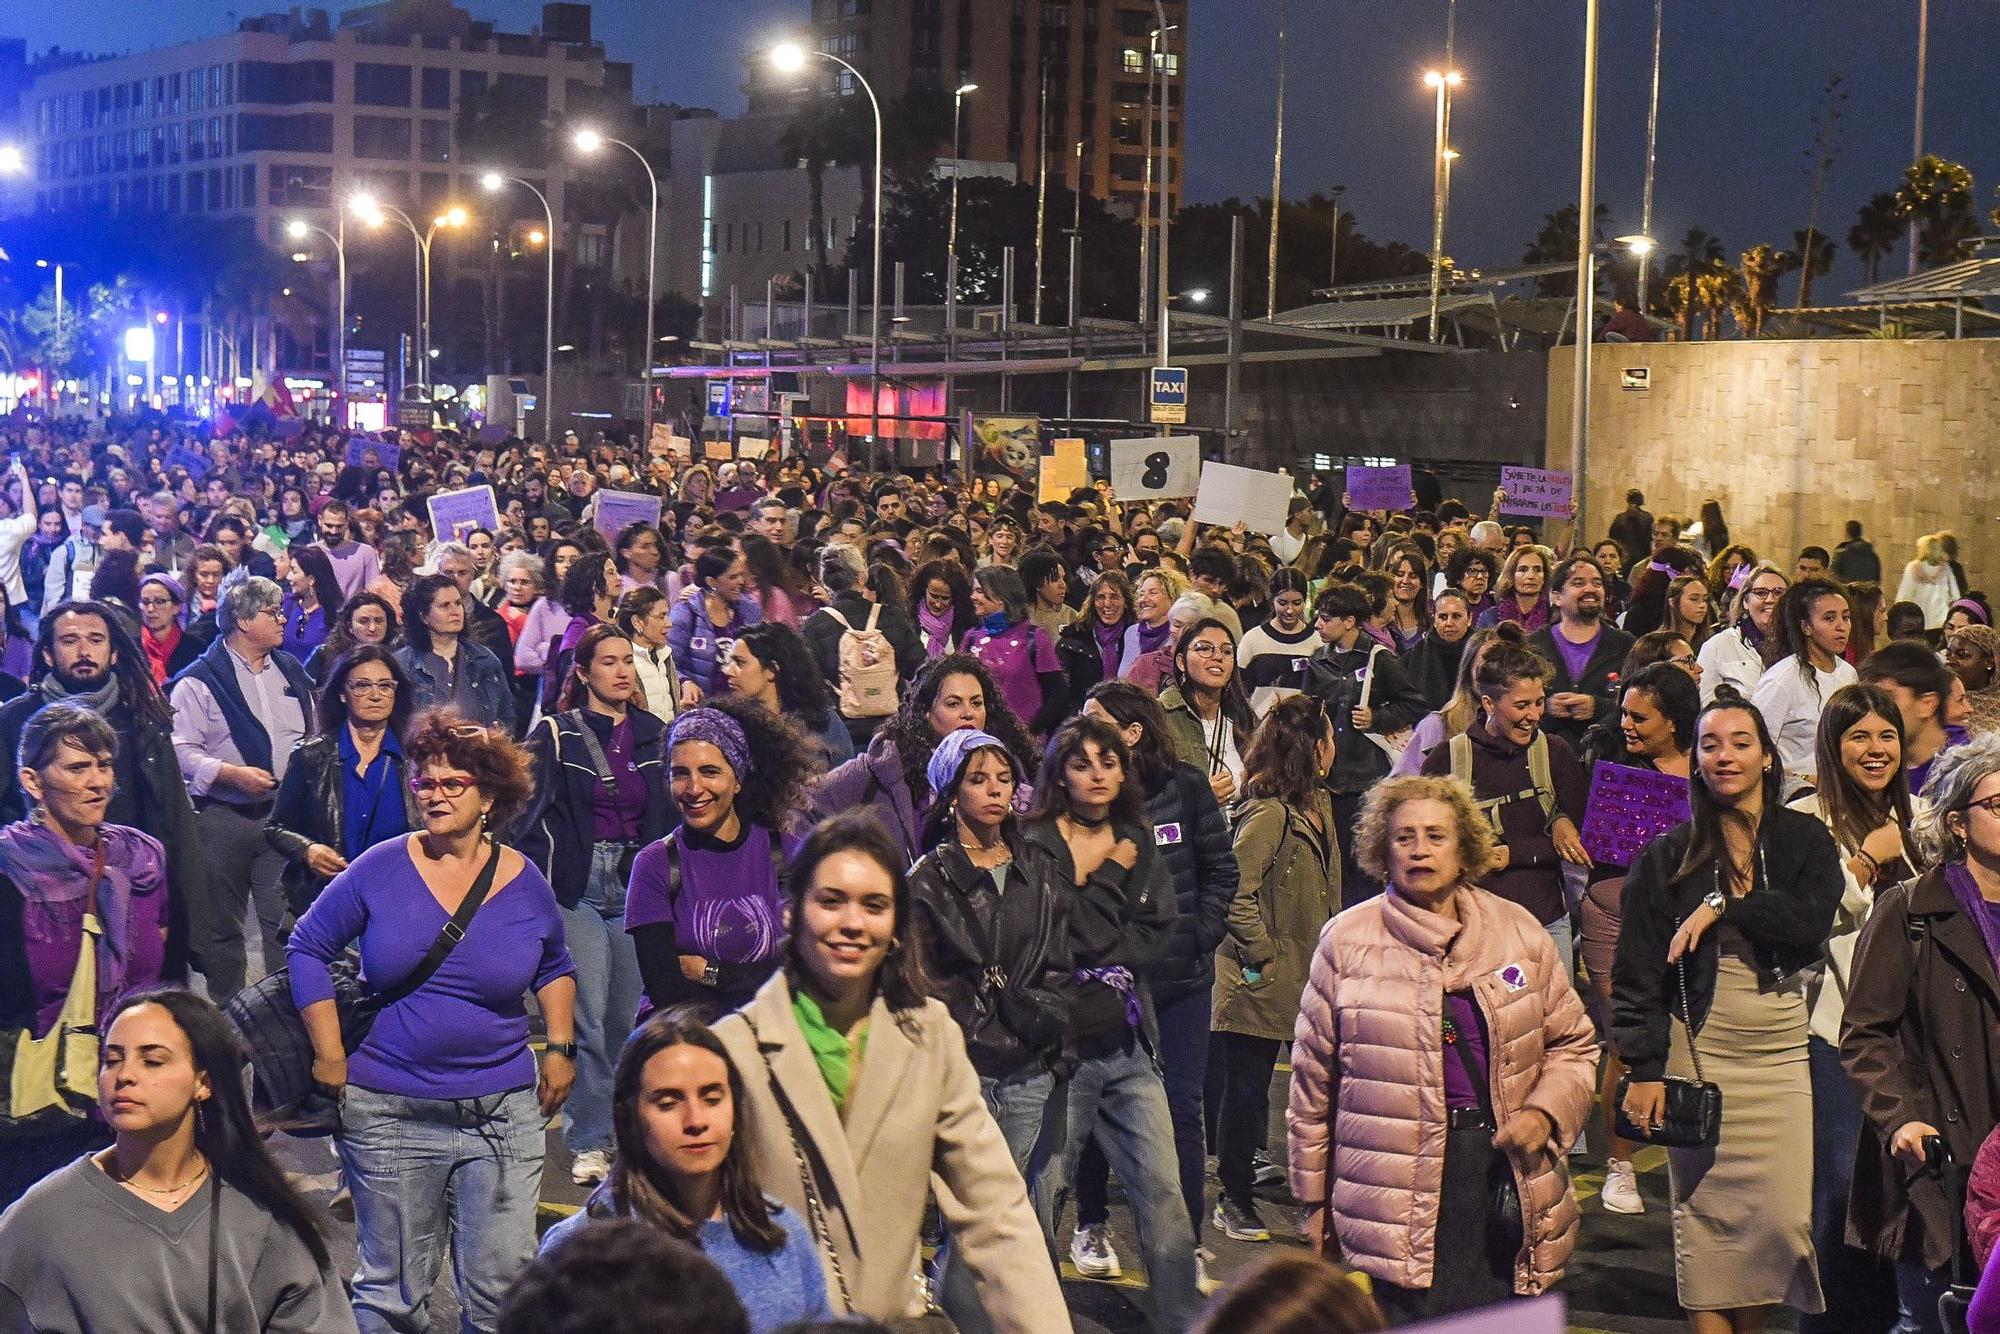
{"left": 6, "top": 0, "right": 1998, "bottom": 295}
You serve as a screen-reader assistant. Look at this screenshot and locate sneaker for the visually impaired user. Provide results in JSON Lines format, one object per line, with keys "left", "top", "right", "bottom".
{"left": 1214, "top": 1196, "right": 1271, "bottom": 1243}
{"left": 569, "top": 1149, "right": 612, "bottom": 1186}
{"left": 1195, "top": 1246, "right": 1221, "bottom": 1296}
{"left": 1601, "top": 1159, "right": 1644, "bottom": 1215}
{"left": 1069, "top": 1223, "right": 1122, "bottom": 1279}
{"left": 1251, "top": 1147, "right": 1285, "bottom": 1189}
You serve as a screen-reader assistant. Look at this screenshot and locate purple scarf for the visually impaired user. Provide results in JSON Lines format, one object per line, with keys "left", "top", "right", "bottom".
{"left": 0, "top": 819, "right": 167, "bottom": 999}
{"left": 1136, "top": 618, "right": 1171, "bottom": 657}
{"left": 917, "top": 600, "right": 955, "bottom": 658}
{"left": 1094, "top": 618, "right": 1125, "bottom": 677}
{"left": 1946, "top": 863, "right": 2000, "bottom": 971}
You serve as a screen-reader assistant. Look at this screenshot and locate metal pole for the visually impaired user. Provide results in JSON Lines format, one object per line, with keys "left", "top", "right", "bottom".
{"left": 949, "top": 89, "right": 965, "bottom": 303}
{"left": 814, "top": 53, "right": 885, "bottom": 471}
{"left": 1066, "top": 230, "right": 1080, "bottom": 419}
{"left": 1000, "top": 246, "right": 1014, "bottom": 414}
{"left": 1637, "top": 0, "right": 1663, "bottom": 313}
{"left": 334, "top": 218, "right": 347, "bottom": 426}
{"left": 1034, "top": 61, "right": 1049, "bottom": 326}
{"left": 502, "top": 179, "right": 557, "bottom": 444}
{"left": 1328, "top": 185, "right": 1344, "bottom": 287}
{"left": 1139, "top": 30, "right": 1156, "bottom": 323}
{"left": 1227, "top": 211, "right": 1243, "bottom": 449}
{"left": 1267, "top": 0, "right": 1286, "bottom": 320}
{"left": 1427, "top": 75, "right": 1449, "bottom": 343}
{"left": 612, "top": 138, "right": 659, "bottom": 448}
{"left": 1438, "top": 0, "right": 1457, "bottom": 325}
{"left": 1909, "top": 0, "right": 1927, "bottom": 276}
{"left": 1569, "top": 0, "right": 1600, "bottom": 538}
{"left": 1155, "top": 2, "right": 1172, "bottom": 372}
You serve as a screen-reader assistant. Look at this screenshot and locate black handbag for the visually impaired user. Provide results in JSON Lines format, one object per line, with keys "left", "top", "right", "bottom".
{"left": 1614, "top": 957, "right": 1723, "bottom": 1149}
{"left": 225, "top": 837, "right": 502, "bottom": 1132}
{"left": 1446, "top": 1015, "right": 1525, "bottom": 1268}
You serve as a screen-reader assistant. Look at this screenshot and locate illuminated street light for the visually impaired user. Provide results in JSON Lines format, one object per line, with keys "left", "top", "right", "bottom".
{"left": 769, "top": 42, "right": 807, "bottom": 74}
{"left": 1424, "top": 69, "right": 1463, "bottom": 343}
{"left": 570, "top": 125, "right": 664, "bottom": 442}
{"left": 1616, "top": 233, "right": 1657, "bottom": 258}
{"left": 479, "top": 171, "right": 505, "bottom": 193}
{"left": 526, "top": 229, "right": 547, "bottom": 246}
{"left": 483, "top": 170, "right": 558, "bottom": 440}
{"left": 571, "top": 127, "right": 604, "bottom": 153}
{"left": 285, "top": 219, "right": 310, "bottom": 241}
{"left": 0, "top": 144, "right": 24, "bottom": 174}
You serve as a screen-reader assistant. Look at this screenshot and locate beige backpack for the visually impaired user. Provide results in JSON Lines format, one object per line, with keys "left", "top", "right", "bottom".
{"left": 822, "top": 605, "right": 899, "bottom": 719}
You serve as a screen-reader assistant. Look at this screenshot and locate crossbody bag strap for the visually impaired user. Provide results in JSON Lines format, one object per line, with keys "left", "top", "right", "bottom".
{"left": 378, "top": 836, "right": 502, "bottom": 1009}
{"left": 744, "top": 1014, "right": 856, "bottom": 1313}
{"left": 1675, "top": 955, "right": 1709, "bottom": 1084}
{"left": 561, "top": 710, "right": 616, "bottom": 784}
{"left": 205, "top": 1172, "right": 222, "bottom": 1334}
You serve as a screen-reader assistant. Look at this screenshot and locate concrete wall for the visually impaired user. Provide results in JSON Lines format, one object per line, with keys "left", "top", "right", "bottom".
{"left": 1548, "top": 339, "right": 1998, "bottom": 589}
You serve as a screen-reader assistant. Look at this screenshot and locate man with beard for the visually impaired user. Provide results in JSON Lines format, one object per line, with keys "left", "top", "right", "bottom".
{"left": 0, "top": 601, "right": 203, "bottom": 974}
{"left": 1528, "top": 554, "right": 1634, "bottom": 750}
{"left": 312, "top": 498, "right": 378, "bottom": 602}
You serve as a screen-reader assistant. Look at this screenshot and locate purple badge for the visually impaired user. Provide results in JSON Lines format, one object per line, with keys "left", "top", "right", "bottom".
{"left": 1497, "top": 964, "right": 1528, "bottom": 991}
{"left": 1154, "top": 822, "right": 1183, "bottom": 846}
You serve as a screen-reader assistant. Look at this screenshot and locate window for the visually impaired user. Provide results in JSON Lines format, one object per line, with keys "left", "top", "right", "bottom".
{"left": 239, "top": 61, "right": 333, "bottom": 105}
{"left": 267, "top": 163, "right": 331, "bottom": 206}
{"left": 353, "top": 115, "right": 412, "bottom": 160}
{"left": 783, "top": 219, "right": 791, "bottom": 251}
{"left": 1122, "top": 47, "right": 1143, "bottom": 73}
{"left": 418, "top": 119, "right": 450, "bottom": 162}
{"left": 460, "top": 69, "right": 489, "bottom": 103}
{"left": 494, "top": 72, "right": 547, "bottom": 112}
{"left": 353, "top": 63, "right": 412, "bottom": 108}
{"left": 577, "top": 228, "right": 609, "bottom": 269}
{"left": 239, "top": 114, "right": 334, "bottom": 154}
{"left": 421, "top": 67, "right": 451, "bottom": 110}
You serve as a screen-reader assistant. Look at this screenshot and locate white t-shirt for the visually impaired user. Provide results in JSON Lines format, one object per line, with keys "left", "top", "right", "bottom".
{"left": 1199, "top": 713, "right": 1247, "bottom": 794}
{"left": 1750, "top": 656, "right": 1858, "bottom": 795}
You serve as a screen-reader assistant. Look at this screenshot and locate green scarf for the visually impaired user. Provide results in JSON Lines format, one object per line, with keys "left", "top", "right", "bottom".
{"left": 792, "top": 986, "right": 869, "bottom": 1113}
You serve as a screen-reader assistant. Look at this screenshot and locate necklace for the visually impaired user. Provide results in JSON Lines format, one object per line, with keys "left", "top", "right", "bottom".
{"left": 106, "top": 1152, "right": 209, "bottom": 1196}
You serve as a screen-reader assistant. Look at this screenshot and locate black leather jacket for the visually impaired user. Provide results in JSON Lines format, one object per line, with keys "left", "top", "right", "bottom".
{"left": 908, "top": 830, "right": 1073, "bottom": 1081}
{"left": 264, "top": 729, "right": 421, "bottom": 915}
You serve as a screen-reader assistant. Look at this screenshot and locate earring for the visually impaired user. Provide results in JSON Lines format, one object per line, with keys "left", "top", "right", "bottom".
{"left": 480, "top": 807, "right": 491, "bottom": 830}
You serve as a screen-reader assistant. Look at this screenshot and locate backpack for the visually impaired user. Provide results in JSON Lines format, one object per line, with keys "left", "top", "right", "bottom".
{"left": 822, "top": 605, "right": 899, "bottom": 719}
{"left": 1449, "top": 730, "right": 1558, "bottom": 837}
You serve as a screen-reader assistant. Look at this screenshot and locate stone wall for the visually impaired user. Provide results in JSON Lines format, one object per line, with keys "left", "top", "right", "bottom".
{"left": 1548, "top": 339, "right": 1999, "bottom": 590}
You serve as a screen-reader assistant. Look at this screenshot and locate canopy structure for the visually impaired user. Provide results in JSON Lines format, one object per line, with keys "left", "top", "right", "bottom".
{"left": 1821, "top": 255, "right": 2000, "bottom": 338}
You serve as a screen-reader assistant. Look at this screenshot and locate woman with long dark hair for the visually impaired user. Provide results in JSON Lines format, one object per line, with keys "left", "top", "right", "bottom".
{"left": 1385, "top": 545, "right": 1432, "bottom": 653}
{"left": 1613, "top": 687, "right": 1842, "bottom": 1328}
{"left": 742, "top": 532, "right": 808, "bottom": 628}
{"left": 303, "top": 591, "right": 395, "bottom": 685}
{"left": 0, "top": 988, "right": 352, "bottom": 1331}
{"left": 1159, "top": 616, "right": 1257, "bottom": 805}
{"left": 540, "top": 550, "right": 620, "bottom": 715}
{"left": 514, "top": 537, "right": 585, "bottom": 684}
{"left": 715, "top": 811, "right": 1068, "bottom": 1330}
{"left": 911, "top": 557, "right": 977, "bottom": 662}
{"left": 283, "top": 544, "right": 344, "bottom": 660}
{"left": 1751, "top": 575, "right": 1855, "bottom": 797}
{"left": 723, "top": 620, "right": 853, "bottom": 765}
{"left": 614, "top": 521, "right": 666, "bottom": 594}
{"left": 538, "top": 1013, "right": 834, "bottom": 1329}
{"left": 1236, "top": 568, "right": 1316, "bottom": 696}
{"left": 670, "top": 547, "right": 763, "bottom": 700}
{"left": 1663, "top": 573, "right": 1715, "bottom": 652}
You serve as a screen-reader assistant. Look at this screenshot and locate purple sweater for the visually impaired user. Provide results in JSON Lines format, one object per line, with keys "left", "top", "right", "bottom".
{"left": 286, "top": 836, "right": 575, "bottom": 1100}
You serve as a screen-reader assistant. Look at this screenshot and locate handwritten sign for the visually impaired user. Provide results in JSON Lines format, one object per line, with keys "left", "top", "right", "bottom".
{"left": 667, "top": 435, "right": 693, "bottom": 463}
{"left": 1499, "top": 466, "right": 1575, "bottom": 519}
{"left": 345, "top": 438, "right": 402, "bottom": 471}
{"left": 593, "top": 489, "right": 663, "bottom": 541}
{"left": 737, "top": 436, "right": 771, "bottom": 461}
{"left": 1345, "top": 464, "right": 1412, "bottom": 512}
{"left": 425, "top": 485, "right": 499, "bottom": 543}
{"left": 648, "top": 422, "right": 675, "bottom": 454}
{"left": 1039, "top": 437, "right": 1089, "bottom": 503}
{"left": 1581, "top": 762, "right": 1691, "bottom": 868}
{"left": 703, "top": 439, "right": 734, "bottom": 462}
{"left": 1194, "top": 462, "right": 1293, "bottom": 535}
{"left": 1109, "top": 436, "right": 1201, "bottom": 500}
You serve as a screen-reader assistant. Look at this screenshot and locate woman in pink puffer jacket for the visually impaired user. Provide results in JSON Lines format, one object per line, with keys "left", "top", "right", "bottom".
{"left": 1287, "top": 774, "right": 1597, "bottom": 1322}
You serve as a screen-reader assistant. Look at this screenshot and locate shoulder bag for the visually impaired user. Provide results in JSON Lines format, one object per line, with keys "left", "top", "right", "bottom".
{"left": 225, "top": 836, "right": 503, "bottom": 1132}
{"left": 1358, "top": 644, "right": 1415, "bottom": 763}
{"left": 0, "top": 845, "right": 109, "bottom": 1136}
{"left": 1614, "top": 956, "right": 1723, "bottom": 1148}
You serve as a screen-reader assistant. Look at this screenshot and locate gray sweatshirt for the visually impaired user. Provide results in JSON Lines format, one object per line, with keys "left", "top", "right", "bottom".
{"left": 0, "top": 1156, "right": 357, "bottom": 1333}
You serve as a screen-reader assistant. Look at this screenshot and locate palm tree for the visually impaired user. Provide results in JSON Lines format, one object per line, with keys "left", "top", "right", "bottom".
{"left": 1522, "top": 202, "right": 1613, "bottom": 297}
{"left": 1695, "top": 264, "right": 1743, "bottom": 340}
{"left": 1663, "top": 228, "right": 1724, "bottom": 340}
{"left": 1894, "top": 155, "right": 1979, "bottom": 269}
{"left": 1740, "top": 244, "right": 1788, "bottom": 336}
{"left": 1849, "top": 193, "right": 1901, "bottom": 285}
{"left": 1785, "top": 228, "right": 1835, "bottom": 308}
{"left": 1663, "top": 271, "right": 1693, "bottom": 341}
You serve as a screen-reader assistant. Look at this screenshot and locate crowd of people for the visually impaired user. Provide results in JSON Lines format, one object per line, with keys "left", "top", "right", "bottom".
{"left": 2, "top": 421, "right": 2000, "bottom": 1334}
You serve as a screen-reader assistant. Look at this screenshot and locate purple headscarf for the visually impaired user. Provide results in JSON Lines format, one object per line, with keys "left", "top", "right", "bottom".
{"left": 669, "top": 707, "right": 752, "bottom": 778}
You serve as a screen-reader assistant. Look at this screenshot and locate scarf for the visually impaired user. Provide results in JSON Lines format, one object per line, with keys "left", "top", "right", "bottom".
{"left": 0, "top": 818, "right": 166, "bottom": 1002}
{"left": 142, "top": 624, "right": 182, "bottom": 686}
{"left": 979, "top": 610, "right": 1011, "bottom": 636}
{"left": 41, "top": 673, "right": 120, "bottom": 715}
{"left": 1945, "top": 862, "right": 2000, "bottom": 973}
{"left": 917, "top": 600, "right": 954, "bottom": 658}
{"left": 1094, "top": 618, "right": 1125, "bottom": 677}
{"left": 1136, "top": 618, "right": 1171, "bottom": 656}
{"left": 792, "top": 985, "right": 869, "bottom": 1112}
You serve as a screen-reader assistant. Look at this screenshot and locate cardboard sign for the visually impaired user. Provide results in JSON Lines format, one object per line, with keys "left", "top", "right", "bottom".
{"left": 648, "top": 422, "right": 675, "bottom": 453}
{"left": 737, "top": 436, "right": 771, "bottom": 460}
{"left": 425, "top": 485, "right": 499, "bottom": 543}
{"left": 1039, "top": 437, "right": 1089, "bottom": 503}
{"left": 593, "top": 489, "right": 663, "bottom": 541}
{"left": 703, "top": 439, "right": 734, "bottom": 462}
{"left": 1109, "top": 436, "right": 1201, "bottom": 500}
{"left": 346, "top": 438, "right": 402, "bottom": 471}
{"left": 1195, "top": 462, "right": 1293, "bottom": 535}
{"left": 1344, "top": 464, "right": 1412, "bottom": 512}
{"left": 667, "top": 435, "right": 693, "bottom": 463}
{"left": 1580, "top": 762, "right": 1691, "bottom": 868}
{"left": 1499, "top": 466, "right": 1575, "bottom": 519}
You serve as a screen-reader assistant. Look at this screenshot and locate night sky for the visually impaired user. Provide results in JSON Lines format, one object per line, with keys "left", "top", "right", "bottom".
{"left": 7, "top": 0, "right": 1998, "bottom": 296}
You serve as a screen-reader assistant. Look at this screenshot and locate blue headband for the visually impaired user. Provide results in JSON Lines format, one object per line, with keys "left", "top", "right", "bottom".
{"left": 927, "top": 727, "right": 1010, "bottom": 798}
{"left": 668, "top": 707, "right": 751, "bottom": 778}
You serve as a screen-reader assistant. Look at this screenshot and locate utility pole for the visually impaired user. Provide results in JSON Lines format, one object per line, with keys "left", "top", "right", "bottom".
{"left": 1328, "top": 185, "right": 1346, "bottom": 288}
{"left": 1034, "top": 62, "right": 1049, "bottom": 325}
{"left": 1266, "top": 0, "right": 1286, "bottom": 319}
{"left": 1637, "top": 0, "right": 1663, "bottom": 313}
{"left": 1908, "top": 0, "right": 1928, "bottom": 276}
{"left": 1569, "top": 0, "right": 1601, "bottom": 538}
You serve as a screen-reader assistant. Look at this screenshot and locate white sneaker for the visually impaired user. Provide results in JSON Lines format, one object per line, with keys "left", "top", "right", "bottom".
{"left": 1069, "top": 1223, "right": 1122, "bottom": 1279}
{"left": 570, "top": 1149, "right": 612, "bottom": 1186}
{"left": 1195, "top": 1246, "right": 1221, "bottom": 1296}
{"left": 1600, "top": 1158, "right": 1644, "bottom": 1215}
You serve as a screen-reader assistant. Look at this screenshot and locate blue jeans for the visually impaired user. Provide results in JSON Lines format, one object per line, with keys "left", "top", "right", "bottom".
{"left": 1803, "top": 1035, "right": 1899, "bottom": 1334}
{"left": 1077, "top": 988, "right": 1213, "bottom": 1242}
{"left": 337, "top": 1084, "right": 545, "bottom": 1334}
{"left": 560, "top": 843, "right": 643, "bottom": 1154}
{"left": 936, "top": 1067, "right": 1062, "bottom": 1334}
{"left": 1894, "top": 1259, "right": 1951, "bottom": 1334}
{"left": 1033, "top": 1038, "right": 1203, "bottom": 1334}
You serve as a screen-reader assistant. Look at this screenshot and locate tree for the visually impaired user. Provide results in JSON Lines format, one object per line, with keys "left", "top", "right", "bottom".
{"left": 1894, "top": 155, "right": 1979, "bottom": 268}
{"left": 778, "top": 91, "right": 875, "bottom": 294}
{"left": 1697, "top": 263, "right": 1745, "bottom": 340}
{"left": 1795, "top": 74, "right": 1846, "bottom": 308}
{"left": 1777, "top": 229, "right": 1835, "bottom": 308}
{"left": 1739, "top": 244, "right": 1788, "bottom": 336}
{"left": 1522, "top": 203, "right": 1614, "bottom": 297}
{"left": 1661, "top": 228, "right": 1724, "bottom": 340}
{"left": 1848, "top": 192, "right": 1901, "bottom": 285}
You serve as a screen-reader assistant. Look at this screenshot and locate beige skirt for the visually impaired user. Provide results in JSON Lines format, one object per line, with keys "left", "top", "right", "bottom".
{"left": 1666, "top": 943, "right": 1824, "bottom": 1314}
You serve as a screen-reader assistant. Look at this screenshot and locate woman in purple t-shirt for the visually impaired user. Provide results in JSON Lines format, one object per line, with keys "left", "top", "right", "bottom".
{"left": 626, "top": 696, "right": 821, "bottom": 1020}
{"left": 962, "top": 565, "right": 1068, "bottom": 737}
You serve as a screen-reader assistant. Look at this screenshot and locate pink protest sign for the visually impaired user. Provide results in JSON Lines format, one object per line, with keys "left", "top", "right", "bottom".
{"left": 1581, "top": 761, "right": 1690, "bottom": 867}
{"left": 1499, "top": 466, "right": 1574, "bottom": 519}
{"left": 1344, "top": 464, "right": 1412, "bottom": 512}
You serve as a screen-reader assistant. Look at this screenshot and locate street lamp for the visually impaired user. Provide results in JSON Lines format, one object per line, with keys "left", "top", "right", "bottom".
{"left": 1424, "top": 69, "right": 1463, "bottom": 343}
{"left": 572, "top": 126, "right": 661, "bottom": 446}
{"left": 351, "top": 197, "right": 464, "bottom": 397}
{"left": 1570, "top": 0, "right": 1602, "bottom": 536}
{"left": 33, "top": 258, "right": 65, "bottom": 410}
{"left": 947, "top": 82, "right": 978, "bottom": 304}
{"left": 483, "top": 170, "right": 558, "bottom": 445}
{"left": 287, "top": 217, "right": 347, "bottom": 404}
{"left": 0, "top": 145, "right": 23, "bottom": 175}
{"left": 772, "top": 39, "right": 885, "bottom": 467}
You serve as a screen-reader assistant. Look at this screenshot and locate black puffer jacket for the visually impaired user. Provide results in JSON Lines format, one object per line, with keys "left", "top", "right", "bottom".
{"left": 1142, "top": 761, "right": 1237, "bottom": 1006}
{"left": 909, "top": 831, "right": 1073, "bottom": 1081}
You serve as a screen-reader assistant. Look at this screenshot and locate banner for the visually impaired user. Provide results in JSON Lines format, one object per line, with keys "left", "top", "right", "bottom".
{"left": 426, "top": 485, "right": 499, "bottom": 543}
{"left": 1109, "top": 437, "right": 1201, "bottom": 500}
{"left": 1039, "top": 438, "right": 1089, "bottom": 503}
{"left": 1195, "top": 462, "right": 1293, "bottom": 535}
{"left": 1344, "top": 464, "right": 1412, "bottom": 512}
{"left": 593, "top": 489, "right": 663, "bottom": 541}
{"left": 1498, "top": 466, "right": 1575, "bottom": 519}
{"left": 970, "top": 415, "right": 1041, "bottom": 488}
{"left": 1580, "top": 762, "right": 1691, "bottom": 867}
{"left": 346, "top": 438, "right": 403, "bottom": 471}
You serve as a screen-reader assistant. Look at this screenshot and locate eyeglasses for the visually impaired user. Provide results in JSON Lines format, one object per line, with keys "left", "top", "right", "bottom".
{"left": 1745, "top": 587, "right": 1785, "bottom": 601}
{"left": 1185, "top": 641, "right": 1233, "bottom": 659}
{"left": 1669, "top": 654, "right": 1699, "bottom": 668}
{"left": 1963, "top": 795, "right": 2000, "bottom": 817}
{"left": 345, "top": 679, "right": 398, "bottom": 696}
{"left": 410, "top": 774, "right": 476, "bottom": 798}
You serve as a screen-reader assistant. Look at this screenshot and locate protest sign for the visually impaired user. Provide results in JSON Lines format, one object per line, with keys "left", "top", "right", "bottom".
{"left": 346, "top": 438, "right": 402, "bottom": 471}
{"left": 164, "top": 441, "right": 210, "bottom": 481}
{"left": 1344, "top": 464, "right": 1412, "bottom": 511}
{"left": 737, "top": 436, "right": 771, "bottom": 460}
{"left": 593, "top": 490, "right": 663, "bottom": 541}
{"left": 703, "top": 439, "right": 733, "bottom": 462}
{"left": 425, "top": 485, "right": 499, "bottom": 543}
{"left": 1498, "top": 466, "right": 1575, "bottom": 519}
{"left": 1039, "top": 438, "right": 1089, "bottom": 502}
{"left": 1580, "top": 762, "right": 1691, "bottom": 868}
{"left": 648, "top": 422, "right": 675, "bottom": 453}
{"left": 1194, "top": 462, "right": 1293, "bottom": 535}
{"left": 667, "top": 435, "right": 693, "bottom": 463}
{"left": 1109, "top": 437, "right": 1201, "bottom": 500}
{"left": 970, "top": 415, "right": 1041, "bottom": 487}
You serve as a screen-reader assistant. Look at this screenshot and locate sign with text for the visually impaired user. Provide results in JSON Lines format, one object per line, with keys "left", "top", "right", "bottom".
{"left": 703, "top": 438, "right": 734, "bottom": 462}
{"left": 593, "top": 489, "right": 663, "bottom": 541}
{"left": 345, "top": 438, "right": 402, "bottom": 471}
{"left": 1581, "top": 762, "right": 1691, "bottom": 868}
{"left": 1498, "top": 466, "right": 1575, "bottom": 519}
{"left": 425, "top": 485, "right": 499, "bottom": 543}
{"left": 737, "top": 436, "right": 771, "bottom": 460}
{"left": 1039, "top": 437, "right": 1089, "bottom": 503}
{"left": 1109, "top": 436, "right": 1201, "bottom": 500}
{"left": 1344, "top": 464, "right": 1412, "bottom": 512}
{"left": 667, "top": 435, "right": 693, "bottom": 462}
{"left": 1194, "top": 462, "right": 1293, "bottom": 535}
{"left": 1149, "top": 366, "right": 1189, "bottom": 425}
{"left": 648, "top": 422, "right": 675, "bottom": 454}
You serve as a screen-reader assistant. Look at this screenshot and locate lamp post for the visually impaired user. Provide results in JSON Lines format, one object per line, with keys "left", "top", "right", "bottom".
{"left": 32, "top": 258, "right": 64, "bottom": 411}
{"left": 1267, "top": 0, "right": 1287, "bottom": 320}
{"left": 947, "top": 82, "right": 977, "bottom": 304}
{"left": 1424, "top": 69, "right": 1462, "bottom": 344}
{"left": 1153, "top": 4, "right": 1173, "bottom": 374}
{"left": 481, "top": 172, "right": 557, "bottom": 444}
{"left": 573, "top": 127, "right": 661, "bottom": 446}
{"left": 1328, "top": 184, "right": 1346, "bottom": 287}
{"left": 285, "top": 218, "right": 346, "bottom": 418}
{"left": 351, "top": 195, "right": 463, "bottom": 398}
{"left": 1569, "top": 0, "right": 1601, "bottom": 537}
{"left": 773, "top": 41, "right": 884, "bottom": 468}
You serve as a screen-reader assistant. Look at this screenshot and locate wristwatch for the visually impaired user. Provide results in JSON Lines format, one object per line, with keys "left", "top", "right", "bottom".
{"left": 1702, "top": 888, "right": 1728, "bottom": 918}
{"left": 703, "top": 962, "right": 720, "bottom": 988}
{"left": 544, "top": 1041, "right": 578, "bottom": 1060}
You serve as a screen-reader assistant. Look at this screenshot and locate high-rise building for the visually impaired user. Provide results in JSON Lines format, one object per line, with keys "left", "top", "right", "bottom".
{"left": 808, "top": 0, "right": 1187, "bottom": 218}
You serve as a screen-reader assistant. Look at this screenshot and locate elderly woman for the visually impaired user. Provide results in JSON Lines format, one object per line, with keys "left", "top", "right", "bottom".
{"left": 1947, "top": 622, "right": 2000, "bottom": 737}
{"left": 1288, "top": 773, "right": 1596, "bottom": 1321}
{"left": 1843, "top": 732, "right": 2000, "bottom": 1334}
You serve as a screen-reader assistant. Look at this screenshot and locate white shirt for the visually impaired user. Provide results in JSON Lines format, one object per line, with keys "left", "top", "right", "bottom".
{"left": 1696, "top": 625, "right": 1767, "bottom": 704}
{"left": 0, "top": 463, "right": 37, "bottom": 608}
{"left": 1897, "top": 559, "right": 1960, "bottom": 630}
{"left": 1198, "top": 713, "right": 1246, "bottom": 794}
{"left": 1788, "top": 791, "right": 1927, "bottom": 1046}
{"left": 1750, "top": 656, "right": 1857, "bottom": 796}
{"left": 1270, "top": 527, "right": 1307, "bottom": 565}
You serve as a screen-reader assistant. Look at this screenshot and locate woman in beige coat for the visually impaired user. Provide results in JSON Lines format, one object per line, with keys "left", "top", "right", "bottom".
{"left": 1287, "top": 773, "right": 1597, "bottom": 1323}
{"left": 1210, "top": 694, "right": 1339, "bottom": 1244}
{"left": 713, "top": 810, "right": 1069, "bottom": 1334}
